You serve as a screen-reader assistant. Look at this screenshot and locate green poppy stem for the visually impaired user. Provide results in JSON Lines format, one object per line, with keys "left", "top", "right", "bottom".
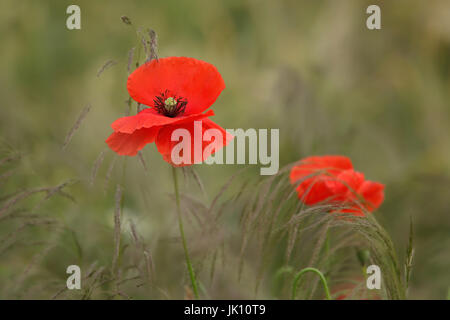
{"left": 171, "top": 166, "right": 199, "bottom": 299}
{"left": 291, "top": 267, "right": 331, "bottom": 300}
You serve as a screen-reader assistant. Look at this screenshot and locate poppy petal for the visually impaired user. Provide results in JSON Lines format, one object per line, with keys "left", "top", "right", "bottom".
{"left": 105, "top": 126, "right": 160, "bottom": 156}
{"left": 290, "top": 155, "right": 354, "bottom": 205}
{"left": 333, "top": 179, "right": 384, "bottom": 215}
{"left": 127, "top": 57, "right": 225, "bottom": 115}
{"left": 290, "top": 155, "right": 384, "bottom": 216}
{"left": 290, "top": 155, "right": 353, "bottom": 184}
{"left": 316, "top": 155, "right": 354, "bottom": 173}
{"left": 358, "top": 181, "right": 385, "bottom": 211}
{"left": 155, "top": 118, "right": 233, "bottom": 166}
{"left": 111, "top": 109, "right": 214, "bottom": 134}
{"left": 295, "top": 178, "right": 336, "bottom": 205}
{"left": 326, "top": 170, "right": 365, "bottom": 199}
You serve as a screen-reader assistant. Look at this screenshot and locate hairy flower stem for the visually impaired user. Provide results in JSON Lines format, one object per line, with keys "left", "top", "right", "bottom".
{"left": 291, "top": 267, "right": 331, "bottom": 300}
{"left": 172, "top": 166, "right": 199, "bottom": 299}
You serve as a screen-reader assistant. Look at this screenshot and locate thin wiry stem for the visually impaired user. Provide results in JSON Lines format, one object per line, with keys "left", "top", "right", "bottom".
{"left": 291, "top": 267, "right": 331, "bottom": 300}
{"left": 112, "top": 184, "right": 123, "bottom": 290}
{"left": 172, "top": 166, "right": 199, "bottom": 299}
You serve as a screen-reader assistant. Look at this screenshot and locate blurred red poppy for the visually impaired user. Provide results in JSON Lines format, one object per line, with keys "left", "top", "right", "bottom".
{"left": 289, "top": 155, "right": 384, "bottom": 216}
{"left": 289, "top": 156, "right": 353, "bottom": 205}
{"left": 332, "top": 276, "right": 382, "bottom": 300}
{"left": 106, "top": 57, "right": 232, "bottom": 165}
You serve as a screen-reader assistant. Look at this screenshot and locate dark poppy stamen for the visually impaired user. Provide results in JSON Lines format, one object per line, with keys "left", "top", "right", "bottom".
{"left": 153, "top": 90, "right": 187, "bottom": 117}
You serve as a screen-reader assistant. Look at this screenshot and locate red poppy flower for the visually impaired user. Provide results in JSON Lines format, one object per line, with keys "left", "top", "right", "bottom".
{"left": 331, "top": 276, "right": 381, "bottom": 300}
{"left": 106, "top": 57, "right": 233, "bottom": 165}
{"left": 290, "top": 155, "right": 384, "bottom": 216}
{"left": 289, "top": 156, "right": 354, "bottom": 205}
{"left": 325, "top": 169, "right": 384, "bottom": 216}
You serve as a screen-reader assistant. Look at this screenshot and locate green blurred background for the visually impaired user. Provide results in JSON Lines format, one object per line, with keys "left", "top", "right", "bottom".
{"left": 0, "top": 0, "right": 449, "bottom": 299}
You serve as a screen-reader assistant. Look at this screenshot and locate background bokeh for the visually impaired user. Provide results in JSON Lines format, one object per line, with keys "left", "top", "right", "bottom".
{"left": 0, "top": 0, "right": 449, "bottom": 299}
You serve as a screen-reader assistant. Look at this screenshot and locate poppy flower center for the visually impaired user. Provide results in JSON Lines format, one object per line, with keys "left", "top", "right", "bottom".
{"left": 153, "top": 90, "right": 187, "bottom": 118}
